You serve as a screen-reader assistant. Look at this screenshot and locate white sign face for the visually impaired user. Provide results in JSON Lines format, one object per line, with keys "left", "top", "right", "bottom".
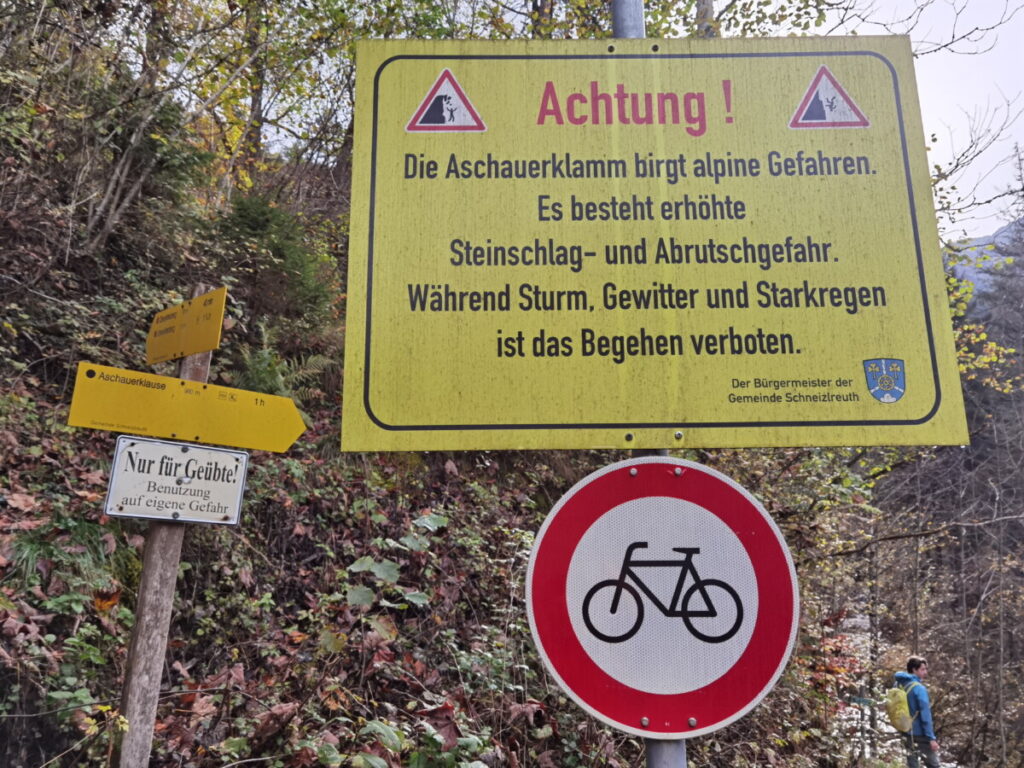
{"left": 566, "top": 496, "right": 758, "bottom": 695}
{"left": 105, "top": 436, "right": 248, "bottom": 525}
{"left": 527, "top": 457, "right": 799, "bottom": 739}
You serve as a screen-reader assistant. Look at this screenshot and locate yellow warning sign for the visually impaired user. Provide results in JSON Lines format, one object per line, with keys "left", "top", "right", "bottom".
{"left": 146, "top": 286, "right": 227, "bottom": 365}
{"left": 342, "top": 36, "right": 967, "bottom": 451}
{"left": 69, "top": 362, "right": 305, "bottom": 453}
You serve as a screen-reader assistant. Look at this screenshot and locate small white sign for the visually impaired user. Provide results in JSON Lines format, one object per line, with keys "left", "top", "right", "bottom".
{"left": 105, "top": 436, "right": 248, "bottom": 525}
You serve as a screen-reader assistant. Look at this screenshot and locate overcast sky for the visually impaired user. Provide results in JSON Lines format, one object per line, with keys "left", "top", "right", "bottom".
{"left": 840, "top": 1, "right": 1023, "bottom": 239}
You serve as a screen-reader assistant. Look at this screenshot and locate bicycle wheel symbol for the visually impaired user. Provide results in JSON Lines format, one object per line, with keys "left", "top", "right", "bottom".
{"left": 582, "top": 580, "right": 644, "bottom": 643}
{"left": 680, "top": 579, "right": 743, "bottom": 643}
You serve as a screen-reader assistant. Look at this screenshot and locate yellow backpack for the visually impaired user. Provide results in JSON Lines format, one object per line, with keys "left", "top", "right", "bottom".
{"left": 884, "top": 681, "right": 920, "bottom": 732}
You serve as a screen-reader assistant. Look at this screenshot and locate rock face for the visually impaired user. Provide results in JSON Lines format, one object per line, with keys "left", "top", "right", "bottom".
{"left": 949, "top": 218, "right": 1024, "bottom": 326}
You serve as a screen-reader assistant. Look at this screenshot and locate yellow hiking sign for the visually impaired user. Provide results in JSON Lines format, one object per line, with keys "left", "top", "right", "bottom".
{"left": 146, "top": 286, "right": 227, "bottom": 365}
{"left": 69, "top": 362, "right": 305, "bottom": 453}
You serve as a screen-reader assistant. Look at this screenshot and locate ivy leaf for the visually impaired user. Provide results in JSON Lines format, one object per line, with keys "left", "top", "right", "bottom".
{"left": 346, "top": 585, "right": 375, "bottom": 607}
{"left": 399, "top": 532, "right": 429, "bottom": 551}
{"left": 413, "top": 513, "right": 448, "bottom": 532}
{"left": 350, "top": 557, "right": 400, "bottom": 584}
{"left": 365, "top": 615, "right": 398, "bottom": 642}
{"left": 359, "top": 719, "right": 403, "bottom": 752}
{"left": 349, "top": 556, "right": 375, "bottom": 573}
{"left": 217, "top": 736, "right": 250, "bottom": 756}
{"left": 317, "top": 743, "right": 343, "bottom": 766}
{"left": 369, "top": 559, "right": 400, "bottom": 584}
{"left": 318, "top": 629, "right": 347, "bottom": 654}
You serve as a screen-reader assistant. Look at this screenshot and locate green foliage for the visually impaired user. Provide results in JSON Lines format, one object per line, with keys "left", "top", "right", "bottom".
{"left": 462, "top": 0, "right": 835, "bottom": 40}
{"left": 0, "top": 390, "right": 137, "bottom": 763}
{"left": 218, "top": 195, "right": 335, "bottom": 319}
{"left": 945, "top": 246, "right": 1022, "bottom": 393}
{"left": 0, "top": 11, "right": 215, "bottom": 387}
{"left": 231, "top": 322, "right": 339, "bottom": 420}
{"left": 208, "top": 195, "right": 342, "bottom": 373}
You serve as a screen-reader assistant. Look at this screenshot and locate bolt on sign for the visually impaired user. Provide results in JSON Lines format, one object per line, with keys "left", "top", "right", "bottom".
{"left": 341, "top": 36, "right": 968, "bottom": 451}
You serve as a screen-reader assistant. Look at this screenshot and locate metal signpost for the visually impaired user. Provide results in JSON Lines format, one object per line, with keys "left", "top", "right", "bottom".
{"left": 527, "top": 457, "right": 799, "bottom": 761}
{"left": 341, "top": 34, "right": 966, "bottom": 450}
{"left": 338, "top": 3, "right": 966, "bottom": 766}
{"left": 611, "top": 4, "right": 686, "bottom": 762}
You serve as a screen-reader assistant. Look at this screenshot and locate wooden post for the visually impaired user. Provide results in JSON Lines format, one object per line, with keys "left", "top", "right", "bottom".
{"left": 119, "top": 285, "right": 212, "bottom": 767}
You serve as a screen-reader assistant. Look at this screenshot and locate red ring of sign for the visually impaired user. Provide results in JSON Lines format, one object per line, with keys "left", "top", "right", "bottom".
{"left": 528, "top": 459, "right": 797, "bottom": 737}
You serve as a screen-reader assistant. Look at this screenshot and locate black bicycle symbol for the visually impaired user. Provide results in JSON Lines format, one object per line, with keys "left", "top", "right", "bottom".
{"left": 582, "top": 542, "right": 744, "bottom": 644}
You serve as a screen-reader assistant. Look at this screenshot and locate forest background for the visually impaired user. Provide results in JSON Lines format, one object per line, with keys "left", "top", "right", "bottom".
{"left": 1, "top": 0, "right": 1023, "bottom": 766}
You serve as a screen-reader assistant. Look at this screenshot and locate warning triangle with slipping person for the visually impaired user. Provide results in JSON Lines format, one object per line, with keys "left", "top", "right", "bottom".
{"left": 407, "top": 69, "right": 486, "bottom": 132}
{"left": 789, "top": 66, "right": 869, "bottom": 129}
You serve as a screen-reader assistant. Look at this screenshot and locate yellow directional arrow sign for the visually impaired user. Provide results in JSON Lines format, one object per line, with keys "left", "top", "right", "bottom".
{"left": 68, "top": 362, "right": 306, "bottom": 453}
{"left": 146, "top": 286, "right": 227, "bottom": 365}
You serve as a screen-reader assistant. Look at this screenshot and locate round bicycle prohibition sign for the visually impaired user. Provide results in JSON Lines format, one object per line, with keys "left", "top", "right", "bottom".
{"left": 526, "top": 457, "right": 799, "bottom": 739}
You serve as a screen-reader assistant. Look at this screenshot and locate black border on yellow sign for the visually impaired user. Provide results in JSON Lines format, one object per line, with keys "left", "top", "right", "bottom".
{"left": 361, "top": 49, "right": 940, "bottom": 433}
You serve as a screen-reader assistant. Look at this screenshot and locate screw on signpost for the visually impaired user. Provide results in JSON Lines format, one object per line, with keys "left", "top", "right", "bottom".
{"left": 118, "top": 284, "right": 212, "bottom": 768}
{"left": 610, "top": 0, "right": 692, "bottom": 764}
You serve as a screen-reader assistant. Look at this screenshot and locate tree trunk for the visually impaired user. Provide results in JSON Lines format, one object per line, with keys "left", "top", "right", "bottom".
{"left": 239, "top": 0, "right": 267, "bottom": 184}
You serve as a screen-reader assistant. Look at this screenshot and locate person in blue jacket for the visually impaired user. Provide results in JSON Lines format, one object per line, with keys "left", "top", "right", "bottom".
{"left": 894, "top": 656, "right": 940, "bottom": 768}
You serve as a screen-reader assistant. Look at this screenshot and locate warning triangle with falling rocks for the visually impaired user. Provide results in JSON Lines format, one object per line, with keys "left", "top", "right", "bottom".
{"left": 789, "top": 66, "right": 869, "bottom": 129}
{"left": 407, "top": 69, "right": 486, "bottom": 132}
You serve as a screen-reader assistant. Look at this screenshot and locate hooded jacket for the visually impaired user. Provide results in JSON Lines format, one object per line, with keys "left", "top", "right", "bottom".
{"left": 894, "top": 670, "right": 936, "bottom": 740}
